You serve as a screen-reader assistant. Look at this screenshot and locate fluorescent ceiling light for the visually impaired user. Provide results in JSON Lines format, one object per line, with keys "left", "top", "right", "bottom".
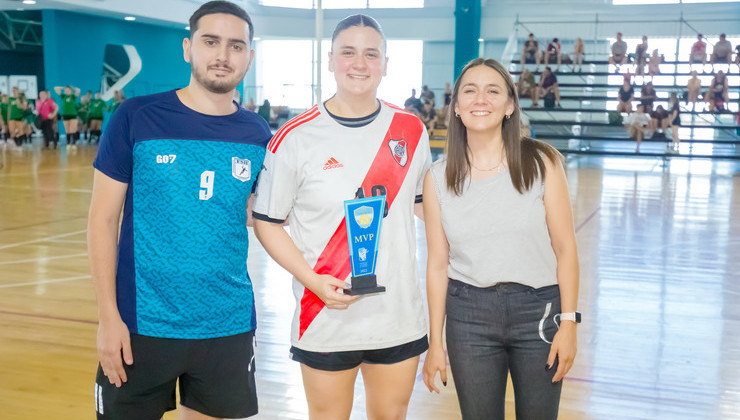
{"left": 124, "top": 16, "right": 136, "bottom": 21}
{"left": 22, "top": 0, "right": 37, "bottom": 5}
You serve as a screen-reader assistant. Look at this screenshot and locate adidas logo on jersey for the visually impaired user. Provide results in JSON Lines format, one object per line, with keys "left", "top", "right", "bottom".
{"left": 323, "top": 157, "right": 344, "bottom": 170}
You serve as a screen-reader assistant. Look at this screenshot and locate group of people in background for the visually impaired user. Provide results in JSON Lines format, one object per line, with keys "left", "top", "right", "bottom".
{"left": 520, "top": 32, "right": 586, "bottom": 72}
{"left": 0, "top": 85, "right": 124, "bottom": 150}
{"left": 611, "top": 31, "right": 739, "bottom": 74}
{"left": 403, "top": 83, "right": 452, "bottom": 131}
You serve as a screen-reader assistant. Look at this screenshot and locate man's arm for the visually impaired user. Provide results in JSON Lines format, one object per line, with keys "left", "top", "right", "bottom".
{"left": 87, "top": 169, "right": 132, "bottom": 388}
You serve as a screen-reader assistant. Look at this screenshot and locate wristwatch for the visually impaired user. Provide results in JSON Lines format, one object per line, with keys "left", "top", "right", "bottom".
{"left": 559, "top": 311, "right": 581, "bottom": 323}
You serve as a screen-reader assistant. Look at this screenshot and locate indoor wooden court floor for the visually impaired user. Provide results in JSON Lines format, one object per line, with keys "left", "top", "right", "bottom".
{"left": 1, "top": 142, "right": 739, "bottom": 420}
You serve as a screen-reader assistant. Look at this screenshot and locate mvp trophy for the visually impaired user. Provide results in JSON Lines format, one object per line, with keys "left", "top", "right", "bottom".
{"left": 343, "top": 195, "right": 386, "bottom": 295}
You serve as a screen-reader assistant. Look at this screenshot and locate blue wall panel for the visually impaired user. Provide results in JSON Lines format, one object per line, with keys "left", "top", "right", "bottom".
{"left": 42, "top": 10, "right": 190, "bottom": 99}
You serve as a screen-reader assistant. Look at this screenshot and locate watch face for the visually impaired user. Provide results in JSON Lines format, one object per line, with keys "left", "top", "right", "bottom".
{"left": 575, "top": 312, "right": 582, "bottom": 323}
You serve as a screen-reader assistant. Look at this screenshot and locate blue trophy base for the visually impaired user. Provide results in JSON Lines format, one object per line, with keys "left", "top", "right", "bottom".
{"left": 346, "top": 275, "right": 386, "bottom": 296}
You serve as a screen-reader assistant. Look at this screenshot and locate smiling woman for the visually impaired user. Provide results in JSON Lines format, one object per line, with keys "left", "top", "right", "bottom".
{"left": 422, "top": 58, "right": 579, "bottom": 420}
{"left": 252, "top": 13, "right": 432, "bottom": 420}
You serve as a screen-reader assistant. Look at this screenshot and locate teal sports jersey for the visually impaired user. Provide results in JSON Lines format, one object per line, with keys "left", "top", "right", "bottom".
{"left": 93, "top": 90, "right": 270, "bottom": 339}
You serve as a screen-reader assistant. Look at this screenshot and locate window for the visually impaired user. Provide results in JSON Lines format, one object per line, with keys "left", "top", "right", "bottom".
{"left": 256, "top": 39, "right": 423, "bottom": 109}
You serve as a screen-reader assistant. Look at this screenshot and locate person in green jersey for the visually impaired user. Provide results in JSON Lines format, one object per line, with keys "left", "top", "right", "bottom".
{"left": 0, "top": 94, "right": 8, "bottom": 143}
{"left": 54, "top": 85, "right": 81, "bottom": 148}
{"left": 21, "top": 93, "right": 36, "bottom": 145}
{"left": 8, "top": 87, "right": 28, "bottom": 147}
{"left": 88, "top": 92, "right": 108, "bottom": 144}
{"left": 81, "top": 90, "right": 93, "bottom": 140}
{"left": 78, "top": 95, "right": 90, "bottom": 142}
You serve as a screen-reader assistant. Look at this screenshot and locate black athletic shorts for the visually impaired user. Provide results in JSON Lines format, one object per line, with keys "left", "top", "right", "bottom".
{"left": 94, "top": 331, "right": 257, "bottom": 419}
{"left": 290, "top": 335, "right": 428, "bottom": 371}
{"left": 61, "top": 114, "right": 77, "bottom": 121}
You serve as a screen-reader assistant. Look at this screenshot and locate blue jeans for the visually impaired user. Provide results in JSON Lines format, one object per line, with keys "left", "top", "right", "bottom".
{"left": 446, "top": 280, "right": 562, "bottom": 420}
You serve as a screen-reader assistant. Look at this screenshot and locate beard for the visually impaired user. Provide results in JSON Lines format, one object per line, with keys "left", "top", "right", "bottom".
{"left": 191, "top": 61, "right": 247, "bottom": 94}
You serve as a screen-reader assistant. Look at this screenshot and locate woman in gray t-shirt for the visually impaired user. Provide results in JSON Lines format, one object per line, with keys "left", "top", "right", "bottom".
{"left": 421, "top": 58, "right": 580, "bottom": 419}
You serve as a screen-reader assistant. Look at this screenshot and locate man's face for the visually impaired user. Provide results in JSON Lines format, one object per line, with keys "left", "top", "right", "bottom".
{"left": 184, "top": 13, "right": 254, "bottom": 94}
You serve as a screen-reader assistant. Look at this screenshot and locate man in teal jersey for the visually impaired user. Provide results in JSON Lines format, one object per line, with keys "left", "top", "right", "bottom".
{"left": 87, "top": 2, "right": 269, "bottom": 419}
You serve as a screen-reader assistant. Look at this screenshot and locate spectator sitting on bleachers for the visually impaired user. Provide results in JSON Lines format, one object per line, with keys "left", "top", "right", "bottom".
{"left": 635, "top": 35, "right": 648, "bottom": 76}
{"left": 624, "top": 103, "right": 651, "bottom": 153}
{"left": 517, "top": 69, "right": 536, "bottom": 99}
{"left": 419, "top": 99, "right": 435, "bottom": 131}
{"left": 609, "top": 32, "right": 628, "bottom": 72}
{"left": 617, "top": 77, "right": 634, "bottom": 114}
{"left": 649, "top": 104, "right": 668, "bottom": 136}
{"left": 520, "top": 33, "right": 541, "bottom": 71}
{"left": 544, "top": 37, "right": 562, "bottom": 71}
{"left": 421, "top": 85, "right": 435, "bottom": 108}
{"left": 647, "top": 49, "right": 662, "bottom": 77}
{"left": 572, "top": 37, "right": 585, "bottom": 72}
{"left": 532, "top": 66, "right": 561, "bottom": 108}
{"left": 443, "top": 83, "right": 452, "bottom": 107}
{"left": 707, "top": 70, "right": 729, "bottom": 113}
{"left": 687, "top": 70, "right": 702, "bottom": 109}
{"left": 735, "top": 45, "right": 740, "bottom": 65}
{"left": 404, "top": 88, "right": 422, "bottom": 113}
{"left": 689, "top": 33, "right": 707, "bottom": 66}
{"left": 640, "top": 82, "right": 657, "bottom": 113}
{"left": 710, "top": 33, "right": 732, "bottom": 65}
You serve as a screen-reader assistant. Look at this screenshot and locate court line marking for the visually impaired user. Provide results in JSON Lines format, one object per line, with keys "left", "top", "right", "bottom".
{"left": 0, "top": 185, "right": 92, "bottom": 193}
{"left": 575, "top": 206, "right": 601, "bottom": 233}
{"left": 0, "top": 274, "right": 91, "bottom": 289}
{"left": 47, "top": 239, "right": 86, "bottom": 244}
{"left": 0, "top": 229, "right": 87, "bottom": 250}
{"left": 0, "top": 309, "right": 97, "bottom": 325}
{"left": 0, "top": 252, "right": 88, "bottom": 266}
{"left": 0, "top": 215, "right": 87, "bottom": 233}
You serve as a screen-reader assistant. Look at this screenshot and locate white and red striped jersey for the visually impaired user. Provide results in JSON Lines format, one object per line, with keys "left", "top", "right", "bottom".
{"left": 253, "top": 101, "right": 431, "bottom": 352}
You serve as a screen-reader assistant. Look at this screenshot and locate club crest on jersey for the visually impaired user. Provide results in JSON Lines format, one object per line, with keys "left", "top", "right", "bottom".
{"left": 388, "top": 138, "right": 408, "bottom": 167}
{"left": 232, "top": 157, "right": 251, "bottom": 182}
{"left": 354, "top": 206, "right": 374, "bottom": 228}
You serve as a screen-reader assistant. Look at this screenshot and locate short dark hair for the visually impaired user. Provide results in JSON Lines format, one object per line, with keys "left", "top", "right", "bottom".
{"left": 331, "top": 14, "right": 386, "bottom": 52}
{"left": 189, "top": 1, "right": 254, "bottom": 44}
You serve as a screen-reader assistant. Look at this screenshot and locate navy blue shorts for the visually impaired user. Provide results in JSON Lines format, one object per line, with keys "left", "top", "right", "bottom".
{"left": 290, "top": 335, "right": 428, "bottom": 371}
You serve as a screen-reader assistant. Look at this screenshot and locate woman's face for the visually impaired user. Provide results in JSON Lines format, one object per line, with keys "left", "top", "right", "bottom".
{"left": 454, "top": 65, "right": 514, "bottom": 136}
{"left": 329, "top": 25, "right": 387, "bottom": 99}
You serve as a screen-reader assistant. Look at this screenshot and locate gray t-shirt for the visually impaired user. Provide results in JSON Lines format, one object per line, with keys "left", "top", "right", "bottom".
{"left": 714, "top": 40, "right": 732, "bottom": 57}
{"left": 612, "top": 40, "right": 628, "bottom": 56}
{"left": 429, "top": 159, "right": 557, "bottom": 289}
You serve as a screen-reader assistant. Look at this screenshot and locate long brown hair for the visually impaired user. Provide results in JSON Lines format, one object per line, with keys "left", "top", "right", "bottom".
{"left": 445, "top": 58, "right": 562, "bottom": 195}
